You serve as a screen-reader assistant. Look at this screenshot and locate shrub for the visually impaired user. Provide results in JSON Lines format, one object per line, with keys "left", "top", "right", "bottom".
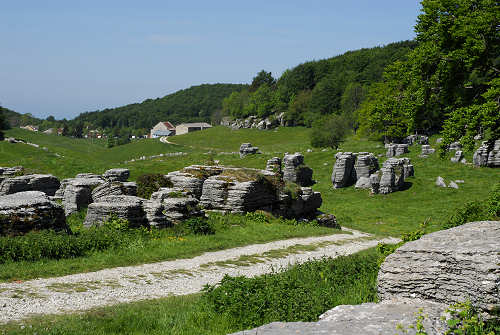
{"left": 186, "top": 217, "right": 215, "bottom": 235}
{"left": 136, "top": 173, "right": 173, "bottom": 199}
{"left": 202, "top": 251, "right": 380, "bottom": 329}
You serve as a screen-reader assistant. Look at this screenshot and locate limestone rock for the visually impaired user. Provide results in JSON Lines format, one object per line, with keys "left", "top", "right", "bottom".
{"left": 265, "top": 157, "right": 282, "bottom": 174}
{"left": 0, "top": 166, "right": 23, "bottom": 177}
{"left": 421, "top": 145, "right": 435, "bottom": 155}
{"left": 378, "top": 221, "right": 500, "bottom": 316}
{"left": 354, "top": 176, "right": 371, "bottom": 189}
{"left": 487, "top": 140, "right": 500, "bottom": 167}
{"left": 451, "top": 150, "right": 463, "bottom": 163}
{"left": 63, "top": 183, "right": 92, "bottom": 216}
{"left": 84, "top": 195, "right": 147, "bottom": 228}
{"left": 331, "top": 152, "right": 355, "bottom": 188}
{"left": 0, "top": 174, "right": 60, "bottom": 196}
{"left": 239, "top": 143, "right": 260, "bottom": 158}
{"left": 91, "top": 182, "right": 128, "bottom": 202}
{"left": 315, "top": 213, "right": 340, "bottom": 229}
{"left": 448, "top": 181, "right": 459, "bottom": 189}
{"left": 283, "top": 153, "right": 314, "bottom": 187}
{"left": 435, "top": 176, "right": 446, "bottom": 187}
{"left": 0, "top": 191, "right": 67, "bottom": 236}
{"left": 232, "top": 299, "right": 447, "bottom": 335}
{"left": 473, "top": 141, "right": 490, "bottom": 167}
{"left": 386, "top": 144, "right": 409, "bottom": 157}
{"left": 449, "top": 142, "right": 462, "bottom": 151}
{"left": 162, "top": 197, "right": 204, "bottom": 223}
{"left": 353, "top": 153, "right": 379, "bottom": 180}
{"left": 103, "top": 168, "right": 130, "bottom": 182}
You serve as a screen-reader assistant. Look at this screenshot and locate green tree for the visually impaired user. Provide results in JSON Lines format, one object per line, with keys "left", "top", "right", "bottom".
{"left": 0, "top": 107, "right": 9, "bottom": 140}
{"left": 286, "top": 90, "right": 313, "bottom": 126}
{"left": 244, "top": 84, "right": 275, "bottom": 118}
{"left": 249, "top": 70, "right": 276, "bottom": 92}
{"left": 310, "top": 114, "right": 351, "bottom": 149}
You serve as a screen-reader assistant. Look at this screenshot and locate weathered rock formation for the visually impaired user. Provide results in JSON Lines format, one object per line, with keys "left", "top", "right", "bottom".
{"left": 435, "top": 176, "right": 446, "bottom": 188}
{"left": 353, "top": 152, "right": 379, "bottom": 180}
{"left": 0, "top": 174, "right": 60, "bottom": 196}
{"left": 331, "top": 152, "right": 355, "bottom": 188}
{"left": 451, "top": 150, "right": 463, "bottom": 163}
{"left": 265, "top": 157, "right": 282, "bottom": 174}
{"left": 449, "top": 141, "right": 462, "bottom": 151}
{"left": 103, "top": 168, "right": 130, "bottom": 182}
{"left": 370, "top": 158, "right": 413, "bottom": 194}
{"left": 405, "top": 134, "right": 429, "bottom": 145}
{"left": 421, "top": 144, "right": 435, "bottom": 156}
{"left": 0, "top": 166, "right": 23, "bottom": 184}
{"left": 221, "top": 113, "right": 284, "bottom": 130}
{"left": 282, "top": 153, "right": 314, "bottom": 186}
{"left": 91, "top": 181, "right": 136, "bottom": 202}
{"left": 386, "top": 144, "right": 409, "bottom": 157}
{"left": 0, "top": 191, "right": 67, "bottom": 236}
{"left": 239, "top": 143, "right": 260, "bottom": 158}
{"left": 84, "top": 195, "right": 148, "bottom": 228}
{"left": 378, "top": 221, "right": 500, "bottom": 316}
{"left": 474, "top": 140, "right": 500, "bottom": 168}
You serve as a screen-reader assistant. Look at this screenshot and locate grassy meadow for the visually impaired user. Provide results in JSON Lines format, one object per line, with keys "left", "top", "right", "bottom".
{"left": 2, "top": 126, "right": 499, "bottom": 237}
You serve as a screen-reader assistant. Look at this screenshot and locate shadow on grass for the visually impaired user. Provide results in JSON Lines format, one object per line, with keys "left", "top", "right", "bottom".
{"left": 400, "top": 181, "right": 413, "bottom": 191}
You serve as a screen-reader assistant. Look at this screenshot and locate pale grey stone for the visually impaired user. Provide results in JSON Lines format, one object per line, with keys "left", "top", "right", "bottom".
{"left": 0, "top": 191, "right": 67, "bottom": 235}
{"left": 378, "top": 221, "right": 500, "bottom": 316}
{"left": 353, "top": 153, "right": 379, "bottom": 180}
{"left": 435, "top": 176, "right": 446, "bottom": 187}
{"left": 421, "top": 145, "right": 435, "bottom": 155}
{"left": 265, "top": 157, "right": 282, "bottom": 174}
{"left": 354, "top": 176, "right": 371, "bottom": 189}
{"left": 487, "top": 139, "right": 500, "bottom": 167}
{"left": 448, "top": 181, "right": 459, "bottom": 189}
{"left": 0, "top": 174, "right": 60, "bottom": 196}
{"left": 103, "top": 168, "right": 130, "bottom": 182}
{"left": 473, "top": 141, "right": 490, "bottom": 167}
{"left": 449, "top": 142, "right": 462, "bottom": 151}
{"left": 451, "top": 150, "right": 463, "bottom": 163}
{"left": 84, "top": 195, "right": 147, "bottom": 228}
{"left": 331, "top": 152, "right": 355, "bottom": 188}
{"left": 239, "top": 143, "right": 260, "bottom": 158}
{"left": 283, "top": 153, "right": 314, "bottom": 186}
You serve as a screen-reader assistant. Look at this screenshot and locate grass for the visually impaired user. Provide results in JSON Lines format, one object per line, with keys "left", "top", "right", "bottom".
{"left": 0, "top": 248, "right": 381, "bottom": 335}
{"left": 0, "top": 214, "right": 339, "bottom": 282}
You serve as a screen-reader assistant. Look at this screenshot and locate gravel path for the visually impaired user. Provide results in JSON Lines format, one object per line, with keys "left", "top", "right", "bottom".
{"left": 0, "top": 229, "right": 399, "bottom": 323}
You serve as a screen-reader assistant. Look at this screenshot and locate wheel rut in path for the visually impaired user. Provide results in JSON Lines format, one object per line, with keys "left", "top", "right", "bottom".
{"left": 0, "top": 228, "right": 400, "bottom": 323}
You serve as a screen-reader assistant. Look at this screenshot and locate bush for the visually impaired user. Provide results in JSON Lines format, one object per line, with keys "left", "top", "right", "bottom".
{"left": 310, "top": 114, "right": 351, "bottom": 149}
{"left": 202, "top": 251, "right": 380, "bottom": 329}
{"left": 136, "top": 173, "right": 173, "bottom": 199}
{"left": 186, "top": 217, "right": 215, "bottom": 235}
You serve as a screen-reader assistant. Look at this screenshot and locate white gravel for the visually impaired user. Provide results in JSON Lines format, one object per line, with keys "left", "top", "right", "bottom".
{"left": 0, "top": 228, "right": 400, "bottom": 324}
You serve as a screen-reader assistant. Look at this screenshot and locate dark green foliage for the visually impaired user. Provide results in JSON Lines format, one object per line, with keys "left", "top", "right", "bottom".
{"left": 360, "top": 0, "right": 500, "bottom": 147}
{"left": 0, "top": 106, "right": 11, "bottom": 140}
{"left": 249, "top": 70, "right": 276, "bottom": 92}
{"left": 310, "top": 114, "right": 350, "bottom": 148}
{"left": 202, "top": 251, "right": 380, "bottom": 329}
{"left": 136, "top": 173, "right": 173, "bottom": 199}
{"left": 185, "top": 217, "right": 215, "bottom": 235}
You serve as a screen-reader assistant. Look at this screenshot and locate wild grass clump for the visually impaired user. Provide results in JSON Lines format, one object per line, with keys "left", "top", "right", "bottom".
{"left": 0, "top": 215, "right": 154, "bottom": 263}
{"left": 201, "top": 249, "right": 380, "bottom": 330}
{"left": 136, "top": 173, "right": 173, "bottom": 199}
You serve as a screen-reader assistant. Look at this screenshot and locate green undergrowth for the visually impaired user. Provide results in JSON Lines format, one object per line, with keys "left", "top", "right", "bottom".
{"left": 0, "top": 212, "right": 339, "bottom": 282}
{"left": 0, "top": 248, "right": 381, "bottom": 335}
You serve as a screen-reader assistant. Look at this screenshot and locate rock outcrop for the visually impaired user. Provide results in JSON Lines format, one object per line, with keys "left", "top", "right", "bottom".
{"left": 353, "top": 152, "right": 379, "bottom": 180}
{"left": 0, "top": 191, "right": 67, "bottom": 236}
{"left": 0, "top": 174, "right": 60, "bottom": 196}
{"left": 84, "top": 195, "right": 147, "bottom": 228}
{"left": 451, "top": 150, "right": 463, "bottom": 163}
{"left": 265, "top": 157, "right": 282, "bottom": 174}
{"left": 370, "top": 158, "right": 413, "bottom": 194}
{"left": 378, "top": 221, "right": 500, "bottom": 316}
{"left": 239, "top": 143, "right": 260, "bottom": 158}
{"left": 0, "top": 166, "right": 23, "bottom": 184}
{"left": 331, "top": 152, "right": 355, "bottom": 188}
{"left": 102, "top": 168, "right": 130, "bottom": 182}
{"left": 474, "top": 140, "right": 500, "bottom": 168}
{"left": 386, "top": 144, "right": 409, "bottom": 157}
{"left": 282, "top": 153, "right": 314, "bottom": 186}
{"left": 221, "top": 113, "right": 284, "bottom": 130}
{"left": 421, "top": 145, "right": 435, "bottom": 156}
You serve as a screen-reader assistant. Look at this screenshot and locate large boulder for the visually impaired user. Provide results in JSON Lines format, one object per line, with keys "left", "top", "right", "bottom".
{"left": 451, "top": 150, "right": 463, "bottom": 163}
{"left": 386, "top": 144, "right": 409, "bottom": 157}
{"left": 473, "top": 141, "right": 490, "bottom": 167}
{"left": 103, "top": 168, "right": 130, "bottom": 182}
{"left": 0, "top": 174, "right": 60, "bottom": 196}
{"left": 83, "top": 195, "right": 147, "bottom": 228}
{"left": 353, "top": 153, "right": 379, "bottom": 180}
{"left": 91, "top": 181, "right": 136, "bottom": 202}
{"left": 421, "top": 145, "right": 435, "bottom": 156}
{"left": 63, "top": 183, "right": 92, "bottom": 216}
{"left": 282, "top": 153, "right": 314, "bottom": 187}
{"left": 265, "top": 157, "right": 282, "bottom": 174}
{"left": 378, "top": 221, "right": 500, "bottom": 316}
{"left": 331, "top": 152, "right": 355, "bottom": 188}
{"left": 239, "top": 143, "right": 260, "bottom": 158}
{"left": 0, "top": 191, "right": 67, "bottom": 236}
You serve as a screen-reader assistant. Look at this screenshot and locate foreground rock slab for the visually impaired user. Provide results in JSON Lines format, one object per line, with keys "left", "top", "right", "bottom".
{"left": 378, "top": 221, "right": 500, "bottom": 316}
{"left": 0, "top": 191, "right": 67, "bottom": 236}
{"left": 234, "top": 299, "right": 447, "bottom": 335}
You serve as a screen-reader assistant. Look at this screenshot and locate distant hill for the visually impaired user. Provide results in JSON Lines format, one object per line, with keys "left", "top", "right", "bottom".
{"left": 72, "top": 83, "right": 248, "bottom": 131}
{"left": 0, "top": 106, "right": 42, "bottom": 128}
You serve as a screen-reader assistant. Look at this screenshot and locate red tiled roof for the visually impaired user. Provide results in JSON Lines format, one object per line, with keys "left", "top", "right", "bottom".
{"left": 163, "top": 121, "right": 175, "bottom": 130}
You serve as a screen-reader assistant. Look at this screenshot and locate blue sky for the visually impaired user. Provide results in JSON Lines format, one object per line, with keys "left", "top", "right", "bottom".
{"left": 0, "top": 1, "right": 421, "bottom": 119}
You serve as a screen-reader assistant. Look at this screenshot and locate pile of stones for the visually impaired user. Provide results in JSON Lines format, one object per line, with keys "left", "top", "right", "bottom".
{"left": 473, "top": 139, "right": 500, "bottom": 168}
{"left": 234, "top": 221, "right": 500, "bottom": 334}
{"left": 331, "top": 152, "right": 413, "bottom": 194}
{"left": 239, "top": 143, "right": 260, "bottom": 158}
{"left": 386, "top": 143, "right": 409, "bottom": 157}
{"left": 221, "top": 113, "right": 285, "bottom": 130}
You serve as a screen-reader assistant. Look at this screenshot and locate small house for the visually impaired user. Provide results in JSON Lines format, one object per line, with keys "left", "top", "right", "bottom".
{"left": 175, "top": 122, "right": 212, "bottom": 135}
{"left": 150, "top": 121, "right": 176, "bottom": 138}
